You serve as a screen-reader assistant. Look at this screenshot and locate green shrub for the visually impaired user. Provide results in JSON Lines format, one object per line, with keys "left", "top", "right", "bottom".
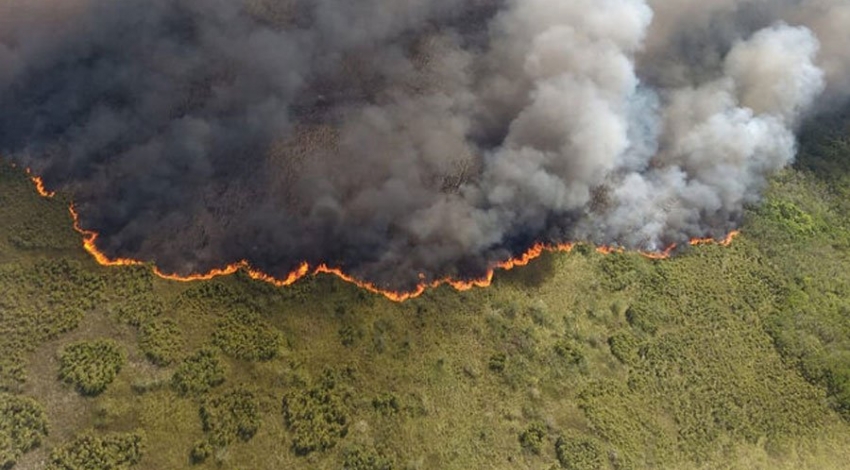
{"left": 342, "top": 445, "right": 393, "bottom": 470}
{"left": 7, "top": 218, "right": 75, "bottom": 251}
{"left": 104, "top": 267, "right": 163, "bottom": 326}
{"left": 0, "top": 354, "right": 27, "bottom": 390}
{"left": 0, "top": 259, "right": 103, "bottom": 390}
{"left": 624, "top": 304, "right": 661, "bottom": 335}
{"left": 47, "top": 432, "right": 143, "bottom": 470}
{"left": 488, "top": 353, "right": 507, "bottom": 372}
{"left": 554, "top": 340, "right": 586, "bottom": 367}
{"left": 762, "top": 200, "right": 817, "bottom": 235}
{"left": 528, "top": 304, "right": 550, "bottom": 326}
{"left": 114, "top": 295, "right": 164, "bottom": 327}
{"left": 555, "top": 434, "right": 607, "bottom": 470}
{"left": 200, "top": 388, "right": 261, "bottom": 447}
{"left": 171, "top": 350, "right": 226, "bottom": 397}
{"left": 0, "top": 393, "right": 49, "bottom": 468}
{"left": 58, "top": 340, "right": 126, "bottom": 396}
{"left": 371, "top": 393, "right": 400, "bottom": 416}
{"left": 339, "top": 325, "right": 361, "bottom": 347}
{"left": 519, "top": 422, "right": 546, "bottom": 454}
{"left": 190, "top": 440, "right": 213, "bottom": 464}
{"left": 138, "top": 318, "right": 183, "bottom": 367}
{"left": 598, "top": 253, "right": 643, "bottom": 291}
{"left": 212, "top": 310, "right": 281, "bottom": 361}
{"left": 282, "top": 372, "right": 350, "bottom": 455}
{"left": 608, "top": 332, "right": 641, "bottom": 366}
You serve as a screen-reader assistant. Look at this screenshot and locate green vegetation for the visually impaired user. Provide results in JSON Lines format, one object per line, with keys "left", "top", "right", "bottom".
{"left": 371, "top": 393, "right": 400, "bottom": 416}
{"left": 2, "top": 117, "right": 850, "bottom": 469}
{"left": 211, "top": 308, "right": 282, "bottom": 361}
{"left": 138, "top": 318, "right": 183, "bottom": 367}
{"left": 171, "top": 349, "right": 226, "bottom": 397}
{"left": 58, "top": 340, "right": 126, "bottom": 396}
{"left": 342, "top": 445, "right": 394, "bottom": 470}
{"left": 0, "top": 393, "right": 48, "bottom": 468}
{"left": 189, "top": 440, "right": 213, "bottom": 464}
{"left": 0, "top": 258, "right": 103, "bottom": 389}
{"left": 555, "top": 433, "right": 607, "bottom": 470}
{"left": 282, "top": 371, "right": 350, "bottom": 455}
{"left": 519, "top": 422, "right": 547, "bottom": 454}
{"left": 488, "top": 352, "right": 507, "bottom": 372}
{"left": 46, "top": 432, "right": 143, "bottom": 470}
{"left": 199, "top": 388, "right": 260, "bottom": 448}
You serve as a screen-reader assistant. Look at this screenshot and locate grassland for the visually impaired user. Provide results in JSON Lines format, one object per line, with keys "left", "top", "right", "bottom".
{"left": 2, "top": 116, "right": 850, "bottom": 469}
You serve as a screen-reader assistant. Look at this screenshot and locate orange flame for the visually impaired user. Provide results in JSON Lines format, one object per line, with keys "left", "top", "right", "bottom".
{"left": 24, "top": 168, "right": 55, "bottom": 198}
{"left": 69, "top": 204, "right": 144, "bottom": 267}
{"left": 596, "top": 245, "right": 625, "bottom": 255}
{"left": 28, "top": 169, "right": 740, "bottom": 302}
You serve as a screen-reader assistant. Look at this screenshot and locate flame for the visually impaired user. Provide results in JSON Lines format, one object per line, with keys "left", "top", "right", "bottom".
{"left": 596, "top": 245, "right": 625, "bottom": 255}
{"left": 24, "top": 168, "right": 55, "bottom": 198}
{"left": 719, "top": 230, "right": 741, "bottom": 246}
{"left": 27, "top": 169, "right": 740, "bottom": 302}
{"left": 69, "top": 204, "right": 144, "bottom": 267}
{"left": 639, "top": 244, "right": 677, "bottom": 260}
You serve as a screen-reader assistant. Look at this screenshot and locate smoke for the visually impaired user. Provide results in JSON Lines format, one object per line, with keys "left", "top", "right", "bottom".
{"left": 0, "top": 0, "right": 843, "bottom": 289}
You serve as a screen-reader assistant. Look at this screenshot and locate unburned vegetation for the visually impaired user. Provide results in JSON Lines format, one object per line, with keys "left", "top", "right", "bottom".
{"left": 1, "top": 117, "right": 850, "bottom": 469}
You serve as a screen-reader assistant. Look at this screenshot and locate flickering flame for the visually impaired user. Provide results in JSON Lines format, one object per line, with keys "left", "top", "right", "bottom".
{"left": 596, "top": 245, "right": 625, "bottom": 255}
{"left": 42, "top": 172, "right": 741, "bottom": 302}
{"left": 25, "top": 168, "right": 55, "bottom": 198}
{"left": 69, "top": 204, "right": 143, "bottom": 267}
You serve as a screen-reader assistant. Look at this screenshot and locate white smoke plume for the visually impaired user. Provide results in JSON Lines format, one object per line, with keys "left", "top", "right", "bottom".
{"left": 0, "top": 0, "right": 843, "bottom": 288}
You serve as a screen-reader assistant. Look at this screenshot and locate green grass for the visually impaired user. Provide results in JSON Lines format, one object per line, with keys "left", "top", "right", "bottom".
{"left": 1, "top": 116, "right": 850, "bottom": 470}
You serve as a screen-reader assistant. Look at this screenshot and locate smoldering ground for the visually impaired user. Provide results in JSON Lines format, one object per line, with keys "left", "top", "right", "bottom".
{"left": 0, "top": 0, "right": 847, "bottom": 289}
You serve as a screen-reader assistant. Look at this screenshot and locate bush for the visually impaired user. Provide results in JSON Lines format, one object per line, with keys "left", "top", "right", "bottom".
{"left": 282, "top": 372, "right": 350, "bottom": 455}
{"left": 0, "top": 393, "right": 49, "bottom": 468}
{"left": 598, "top": 254, "right": 643, "bottom": 291}
{"left": 58, "top": 340, "right": 126, "bottom": 396}
{"left": 488, "top": 353, "right": 507, "bottom": 372}
{"left": 624, "top": 304, "right": 661, "bottom": 335}
{"left": 171, "top": 350, "right": 226, "bottom": 397}
{"left": 114, "top": 295, "right": 164, "bottom": 327}
{"left": 47, "top": 432, "right": 143, "bottom": 470}
{"left": 0, "top": 259, "right": 103, "bottom": 389}
{"left": 106, "top": 268, "right": 163, "bottom": 327}
{"left": 200, "top": 388, "right": 261, "bottom": 447}
{"left": 555, "top": 434, "right": 607, "bottom": 470}
{"left": 342, "top": 445, "right": 393, "bottom": 470}
{"left": 554, "top": 340, "right": 586, "bottom": 367}
{"left": 0, "top": 354, "right": 27, "bottom": 391}
{"left": 212, "top": 310, "right": 281, "bottom": 361}
{"left": 371, "top": 393, "right": 400, "bottom": 416}
{"left": 190, "top": 440, "right": 212, "bottom": 464}
{"left": 761, "top": 200, "right": 817, "bottom": 236}
{"left": 339, "top": 325, "right": 361, "bottom": 347}
{"left": 138, "top": 318, "right": 183, "bottom": 367}
{"left": 519, "top": 422, "right": 546, "bottom": 454}
{"left": 608, "top": 332, "right": 642, "bottom": 366}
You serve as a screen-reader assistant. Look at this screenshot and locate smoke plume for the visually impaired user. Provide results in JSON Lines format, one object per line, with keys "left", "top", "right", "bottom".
{"left": 0, "top": 0, "right": 845, "bottom": 289}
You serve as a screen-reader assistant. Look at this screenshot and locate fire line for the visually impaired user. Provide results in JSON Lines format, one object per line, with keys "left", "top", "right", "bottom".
{"left": 38, "top": 172, "right": 739, "bottom": 302}
{"left": 25, "top": 168, "right": 56, "bottom": 198}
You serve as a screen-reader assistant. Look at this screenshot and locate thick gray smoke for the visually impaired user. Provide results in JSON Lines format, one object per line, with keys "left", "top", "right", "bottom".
{"left": 0, "top": 0, "right": 845, "bottom": 289}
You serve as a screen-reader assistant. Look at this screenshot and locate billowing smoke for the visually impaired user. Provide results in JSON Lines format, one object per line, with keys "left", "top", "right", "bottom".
{"left": 0, "top": 0, "right": 844, "bottom": 289}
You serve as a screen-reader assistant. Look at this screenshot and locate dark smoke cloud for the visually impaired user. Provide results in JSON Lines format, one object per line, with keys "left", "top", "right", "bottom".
{"left": 0, "top": 0, "right": 844, "bottom": 289}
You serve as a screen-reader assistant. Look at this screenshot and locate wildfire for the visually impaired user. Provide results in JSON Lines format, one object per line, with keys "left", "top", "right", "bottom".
{"left": 69, "top": 205, "right": 144, "bottom": 267}
{"left": 24, "top": 168, "right": 55, "bottom": 198}
{"left": 47, "top": 173, "right": 741, "bottom": 302}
